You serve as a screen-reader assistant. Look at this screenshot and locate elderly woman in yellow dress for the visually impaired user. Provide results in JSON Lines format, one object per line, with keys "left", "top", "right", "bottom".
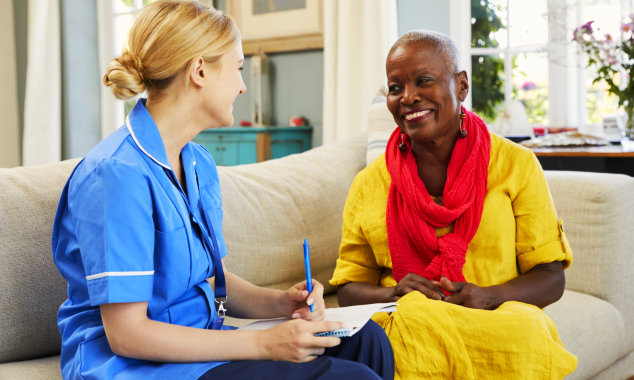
{"left": 330, "top": 30, "right": 578, "bottom": 379}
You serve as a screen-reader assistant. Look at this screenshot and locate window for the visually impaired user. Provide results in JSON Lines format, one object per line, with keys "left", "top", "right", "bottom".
{"left": 469, "top": 0, "right": 632, "bottom": 134}
{"left": 97, "top": 0, "right": 156, "bottom": 138}
{"left": 579, "top": 0, "right": 626, "bottom": 124}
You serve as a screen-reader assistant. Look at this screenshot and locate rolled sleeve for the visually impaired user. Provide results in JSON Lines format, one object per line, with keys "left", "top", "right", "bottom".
{"left": 514, "top": 152, "right": 573, "bottom": 273}
{"left": 70, "top": 159, "right": 155, "bottom": 305}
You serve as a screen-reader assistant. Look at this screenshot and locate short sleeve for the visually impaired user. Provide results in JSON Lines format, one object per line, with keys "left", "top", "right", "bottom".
{"left": 330, "top": 173, "right": 382, "bottom": 287}
{"left": 69, "top": 160, "right": 155, "bottom": 305}
{"left": 513, "top": 152, "right": 573, "bottom": 273}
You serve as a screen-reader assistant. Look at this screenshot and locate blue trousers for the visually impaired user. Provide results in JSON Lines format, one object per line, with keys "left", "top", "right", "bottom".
{"left": 199, "top": 320, "right": 394, "bottom": 380}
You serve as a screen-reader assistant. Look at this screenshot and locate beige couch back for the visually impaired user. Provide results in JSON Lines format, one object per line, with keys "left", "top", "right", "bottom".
{"left": 545, "top": 170, "right": 634, "bottom": 345}
{"left": 3, "top": 134, "right": 633, "bottom": 366}
{"left": 220, "top": 136, "right": 367, "bottom": 293}
{"left": 0, "top": 159, "right": 80, "bottom": 363}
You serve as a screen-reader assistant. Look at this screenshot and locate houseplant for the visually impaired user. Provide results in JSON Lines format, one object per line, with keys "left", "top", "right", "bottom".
{"left": 573, "top": 17, "right": 634, "bottom": 139}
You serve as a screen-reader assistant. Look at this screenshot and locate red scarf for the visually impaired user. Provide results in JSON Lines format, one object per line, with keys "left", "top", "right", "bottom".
{"left": 386, "top": 108, "right": 491, "bottom": 283}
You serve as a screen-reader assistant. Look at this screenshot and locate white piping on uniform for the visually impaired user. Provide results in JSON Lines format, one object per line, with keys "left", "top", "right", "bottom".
{"left": 125, "top": 115, "right": 172, "bottom": 170}
{"left": 86, "top": 270, "right": 155, "bottom": 280}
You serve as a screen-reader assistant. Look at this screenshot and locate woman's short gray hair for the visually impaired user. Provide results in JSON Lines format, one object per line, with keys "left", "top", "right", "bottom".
{"left": 390, "top": 30, "right": 461, "bottom": 74}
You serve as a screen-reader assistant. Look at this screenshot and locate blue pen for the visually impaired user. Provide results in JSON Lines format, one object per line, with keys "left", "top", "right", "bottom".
{"left": 303, "top": 239, "right": 314, "bottom": 312}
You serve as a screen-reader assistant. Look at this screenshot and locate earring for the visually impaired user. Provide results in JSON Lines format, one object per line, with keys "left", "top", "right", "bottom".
{"left": 458, "top": 110, "right": 467, "bottom": 139}
{"left": 398, "top": 132, "right": 408, "bottom": 152}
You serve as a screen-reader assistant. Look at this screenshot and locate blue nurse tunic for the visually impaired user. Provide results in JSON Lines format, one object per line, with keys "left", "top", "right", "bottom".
{"left": 52, "top": 99, "right": 232, "bottom": 379}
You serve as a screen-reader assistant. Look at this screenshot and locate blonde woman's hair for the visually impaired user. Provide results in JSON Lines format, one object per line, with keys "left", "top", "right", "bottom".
{"left": 103, "top": 0, "right": 239, "bottom": 99}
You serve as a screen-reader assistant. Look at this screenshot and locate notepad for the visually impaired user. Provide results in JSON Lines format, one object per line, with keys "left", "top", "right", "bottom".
{"left": 239, "top": 302, "right": 397, "bottom": 337}
{"left": 314, "top": 329, "right": 353, "bottom": 337}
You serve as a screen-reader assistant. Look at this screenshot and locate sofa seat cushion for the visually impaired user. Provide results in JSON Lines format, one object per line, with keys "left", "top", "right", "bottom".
{"left": 544, "top": 290, "right": 628, "bottom": 380}
{"left": 0, "top": 355, "right": 62, "bottom": 380}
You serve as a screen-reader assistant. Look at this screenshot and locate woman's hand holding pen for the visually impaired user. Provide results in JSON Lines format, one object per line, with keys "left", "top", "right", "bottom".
{"left": 276, "top": 280, "right": 327, "bottom": 321}
{"left": 259, "top": 319, "right": 343, "bottom": 362}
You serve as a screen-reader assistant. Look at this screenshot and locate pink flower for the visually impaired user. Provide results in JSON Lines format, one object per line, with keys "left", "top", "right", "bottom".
{"left": 582, "top": 21, "right": 594, "bottom": 33}
{"left": 605, "top": 33, "right": 613, "bottom": 42}
{"left": 606, "top": 53, "right": 617, "bottom": 66}
{"left": 621, "top": 22, "right": 633, "bottom": 33}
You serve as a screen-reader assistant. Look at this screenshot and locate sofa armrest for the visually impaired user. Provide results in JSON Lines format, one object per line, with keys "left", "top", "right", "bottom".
{"left": 544, "top": 170, "right": 634, "bottom": 343}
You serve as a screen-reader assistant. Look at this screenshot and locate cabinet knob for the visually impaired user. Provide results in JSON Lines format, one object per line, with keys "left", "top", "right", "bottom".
{"left": 221, "top": 147, "right": 226, "bottom": 152}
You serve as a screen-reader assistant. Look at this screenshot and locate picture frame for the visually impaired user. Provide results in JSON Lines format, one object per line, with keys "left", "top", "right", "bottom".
{"left": 225, "top": 0, "right": 323, "bottom": 55}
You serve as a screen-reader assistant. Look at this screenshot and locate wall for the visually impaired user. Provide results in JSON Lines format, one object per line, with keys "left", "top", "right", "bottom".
{"left": 230, "top": 0, "right": 449, "bottom": 148}
{"left": 218, "top": 0, "right": 324, "bottom": 147}
{"left": 7, "top": 0, "right": 449, "bottom": 159}
{"left": 1, "top": 0, "right": 20, "bottom": 167}
{"left": 397, "top": 0, "right": 450, "bottom": 36}
{"left": 231, "top": 50, "right": 324, "bottom": 147}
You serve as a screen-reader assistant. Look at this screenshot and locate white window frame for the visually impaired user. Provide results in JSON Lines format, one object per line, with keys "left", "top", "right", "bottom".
{"left": 96, "top": 0, "right": 146, "bottom": 139}
{"left": 453, "top": 0, "right": 632, "bottom": 131}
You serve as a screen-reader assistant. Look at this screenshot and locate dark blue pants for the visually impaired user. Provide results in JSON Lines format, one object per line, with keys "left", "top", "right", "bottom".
{"left": 199, "top": 320, "right": 394, "bottom": 380}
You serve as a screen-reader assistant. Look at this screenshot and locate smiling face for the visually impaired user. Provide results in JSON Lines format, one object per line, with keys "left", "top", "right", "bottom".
{"left": 202, "top": 42, "right": 247, "bottom": 128}
{"left": 386, "top": 40, "right": 468, "bottom": 146}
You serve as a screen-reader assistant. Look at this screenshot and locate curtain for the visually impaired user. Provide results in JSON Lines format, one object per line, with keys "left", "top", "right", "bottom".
{"left": 322, "top": 0, "right": 397, "bottom": 145}
{"left": 0, "top": 0, "right": 20, "bottom": 167}
{"left": 22, "top": 0, "right": 61, "bottom": 166}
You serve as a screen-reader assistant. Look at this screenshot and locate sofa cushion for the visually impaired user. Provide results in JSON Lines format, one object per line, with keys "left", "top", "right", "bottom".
{"left": 219, "top": 135, "right": 366, "bottom": 295}
{"left": 0, "top": 159, "right": 80, "bottom": 363}
{"left": 544, "top": 170, "right": 634, "bottom": 348}
{"left": 545, "top": 290, "right": 628, "bottom": 380}
{"left": 366, "top": 86, "right": 394, "bottom": 165}
{"left": 0, "top": 355, "right": 62, "bottom": 380}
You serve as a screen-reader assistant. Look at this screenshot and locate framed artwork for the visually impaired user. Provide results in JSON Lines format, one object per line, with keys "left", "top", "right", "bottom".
{"left": 226, "top": 0, "right": 323, "bottom": 55}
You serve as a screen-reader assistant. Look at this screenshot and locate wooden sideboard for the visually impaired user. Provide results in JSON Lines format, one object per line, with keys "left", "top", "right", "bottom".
{"left": 531, "top": 145, "right": 634, "bottom": 176}
{"left": 194, "top": 126, "right": 312, "bottom": 166}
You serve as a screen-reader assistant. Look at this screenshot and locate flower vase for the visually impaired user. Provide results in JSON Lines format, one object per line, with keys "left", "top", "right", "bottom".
{"left": 627, "top": 109, "right": 634, "bottom": 141}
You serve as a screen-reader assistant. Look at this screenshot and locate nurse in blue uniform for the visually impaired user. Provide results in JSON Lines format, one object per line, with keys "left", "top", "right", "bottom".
{"left": 51, "top": 1, "right": 394, "bottom": 379}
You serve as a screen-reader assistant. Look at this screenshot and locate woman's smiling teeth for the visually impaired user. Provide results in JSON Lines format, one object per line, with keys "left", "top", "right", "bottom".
{"left": 404, "top": 110, "right": 431, "bottom": 121}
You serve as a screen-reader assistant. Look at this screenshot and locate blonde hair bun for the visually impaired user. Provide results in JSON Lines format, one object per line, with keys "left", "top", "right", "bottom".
{"left": 102, "top": 0, "right": 239, "bottom": 100}
{"left": 103, "top": 50, "right": 146, "bottom": 100}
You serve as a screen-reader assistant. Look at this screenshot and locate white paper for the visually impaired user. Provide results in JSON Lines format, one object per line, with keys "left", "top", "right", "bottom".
{"left": 239, "top": 302, "right": 397, "bottom": 336}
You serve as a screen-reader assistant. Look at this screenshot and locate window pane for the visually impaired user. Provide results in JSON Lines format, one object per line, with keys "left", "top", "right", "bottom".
{"left": 586, "top": 67, "right": 620, "bottom": 124}
{"left": 581, "top": 0, "right": 624, "bottom": 125}
{"left": 471, "top": 0, "right": 507, "bottom": 49}
{"left": 512, "top": 51, "right": 549, "bottom": 125}
{"left": 508, "top": 0, "right": 547, "bottom": 46}
{"left": 114, "top": 0, "right": 135, "bottom": 14}
{"left": 114, "top": 14, "right": 135, "bottom": 53}
{"left": 471, "top": 54, "right": 505, "bottom": 123}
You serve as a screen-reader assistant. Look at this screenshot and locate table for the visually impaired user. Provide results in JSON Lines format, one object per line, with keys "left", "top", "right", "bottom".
{"left": 531, "top": 145, "right": 634, "bottom": 176}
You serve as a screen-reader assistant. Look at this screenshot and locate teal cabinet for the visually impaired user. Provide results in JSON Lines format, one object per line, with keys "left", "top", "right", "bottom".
{"left": 194, "top": 126, "right": 312, "bottom": 166}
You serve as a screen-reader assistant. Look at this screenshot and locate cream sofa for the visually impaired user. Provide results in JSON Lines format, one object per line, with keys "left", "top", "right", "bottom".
{"left": 0, "top": 135, "right": 632, "bottom": 379}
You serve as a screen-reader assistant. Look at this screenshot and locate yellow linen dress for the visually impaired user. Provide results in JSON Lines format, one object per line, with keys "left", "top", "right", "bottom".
{"left": 330, "top": 134, "right": 578, "bottom": 379}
